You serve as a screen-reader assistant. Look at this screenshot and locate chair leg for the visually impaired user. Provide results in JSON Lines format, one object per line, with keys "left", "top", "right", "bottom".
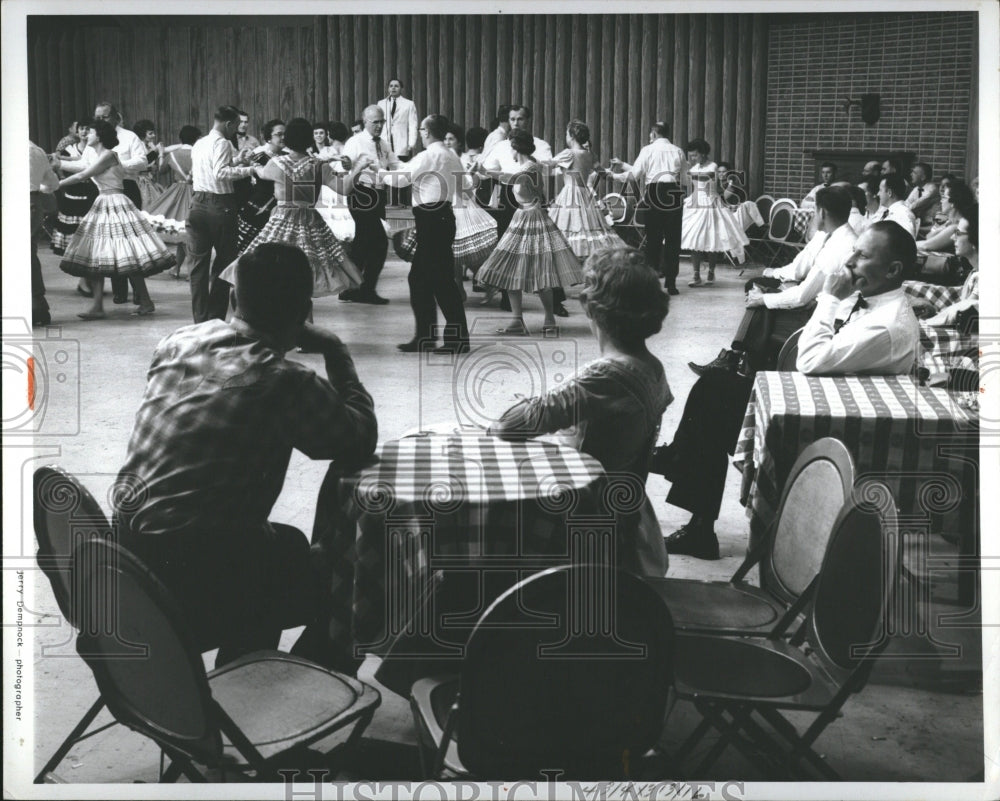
{"left": 34, "top": 698, "right": 106, "bottom": 783}
{"left": 757, "top": 706, "right": 840, "bottom": 780}
{"left": 158, "top": 748, "right": 207, "bottom": 783}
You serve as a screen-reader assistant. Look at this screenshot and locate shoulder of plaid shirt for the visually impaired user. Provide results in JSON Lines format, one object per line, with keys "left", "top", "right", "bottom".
{"left": 116, "top": 319, "right": 377, "bottom": 536}
{"left": 796, "top": 284, "right": 921, "bottom": 375}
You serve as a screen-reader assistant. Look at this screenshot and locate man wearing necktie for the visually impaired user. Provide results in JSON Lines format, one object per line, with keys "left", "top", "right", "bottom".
{"left": 377, "top": 79, "right": 419, "bottom": 162}
{"left": 904, "top": 162, "right": 940, "bottom": 237}
{"left": 342, "top": 105, "right": 403, "bottom": 305}
{"left": 649, "top": 220, "right": 920, "bottom": 561}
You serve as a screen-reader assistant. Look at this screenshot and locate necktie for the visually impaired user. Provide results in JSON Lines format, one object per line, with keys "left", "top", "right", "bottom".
{"left": 389, "top": 100, "right": 397, "bottom": 151}
{"left": 879, "top": 208, "right": 889, "bottom": 220}
{"left": 373, "top": 135, "right": 383, "bottom": 162}
{"left": 833, "top": 296, "right": 868, "bottom": 333}
{"left": 916, "top": 186, "right": 923, "bottom": 198}
{"left": 391, "top": 98, "right": 397, "bottom": 118}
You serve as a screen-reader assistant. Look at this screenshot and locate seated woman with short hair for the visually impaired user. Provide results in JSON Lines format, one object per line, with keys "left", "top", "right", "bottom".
{"left": 489, "top": 247, "right": 672, "bottom": 577}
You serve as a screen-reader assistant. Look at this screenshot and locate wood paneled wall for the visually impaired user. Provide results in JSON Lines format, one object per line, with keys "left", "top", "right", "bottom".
{"left": 28, "top": 14, "right": 770, "bottom": 195}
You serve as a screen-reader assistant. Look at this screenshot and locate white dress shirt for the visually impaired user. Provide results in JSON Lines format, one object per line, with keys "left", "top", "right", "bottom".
{"left": 905, "top": 182, "right": 941, "bottom": 228}
{"left": 801, "top": 182, "right": 829, "bottom": 207}
{"left": 113, "top": 126, "right": 149, "bottom": 182}
{"left": 57, "top": 145, "right": 98, "bottom": 175}
{"left": 620, "top": 138, "right": 686, "bottom": 185}
{"left": 190, "top": 128, "right": 256, "bottom": 194}
{"left": 386, "top": 141, "right": 463, "bottom": 207}
{"left": 482, "top": 127, "right": 507, "bottom": 158}
{"left": 873, "top": 200, "right": 919, "bottom": 239}
{"left": 763, "top": 223, "right": 857, "bottom": 310}
{"left": 767, "top": 229, "right": 827, "bottom": 283}
{"left": 796, "top": 286, "right": 920, "bottom": 375}
{"left": 377, "top": 95, "right": 419, "bottom": 156}
{"left": 29, "top": 142, "right": 59, "bottom": 193}
{"left": 848, "top": 207, "right": 867, "bottom": 235}
{"left": 343, "top": 132, "right": 403, "bottom": 188}
{"left": 481, "top": 137, "right": 554, "bottom": 175}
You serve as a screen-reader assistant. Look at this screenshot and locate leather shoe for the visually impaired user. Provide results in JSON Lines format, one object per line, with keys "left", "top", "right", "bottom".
{"left": 338, "top": 289, "right": 358, "bottom": 302}
{"left": 112, "top": 293, "right": 129, "bottom": 305}
{"left": 398, "top": 339, "right": 435, "bottom": 353}
{"left": 689, "top": 348, "right": 739, "bottom": 377}
{"left": 354, "top": 290, "right": 390, "bottom": 305}
{"left": 666, "top": 286, "right": 680, "bottom": 296}
{"left": 664, "top": 525, "right": 720, "bottom": 560}
{"left": 553, "top": 303, "right": 570, "bottom": 318}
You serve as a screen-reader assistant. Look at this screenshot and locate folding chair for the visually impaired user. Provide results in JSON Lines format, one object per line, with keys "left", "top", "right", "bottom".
{"left": 410, "top": 564, "right": 675, "bottom": 780}
{"left": 744, "top": 195, "right": 776, "bottom": 266}
{"left": 603, "top": 189, "right": 647, "bottom": 251}
{"left": 670, "top": 488, "right": 901, "bottom": 779}
{"left": 645, "top": 438, "right": 854, "bottom": 637}
{"left": 775, "top": 327, "right": 805, "bottom": 371}
{"left": 39, "top": 539, "right": 380, "bottom": 783}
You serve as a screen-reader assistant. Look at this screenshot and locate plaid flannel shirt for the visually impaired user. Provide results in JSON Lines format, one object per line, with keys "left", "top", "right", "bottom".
{"left": 115, "top": 319, "right": 377, "bottom": 537}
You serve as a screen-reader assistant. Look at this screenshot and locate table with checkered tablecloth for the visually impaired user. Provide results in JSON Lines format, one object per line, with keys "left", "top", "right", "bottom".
{"left": 733, "top": 371, "right": 979, "bottom": 602}
{"left": 323, "top": 432, "right": 607, "bottom": 674}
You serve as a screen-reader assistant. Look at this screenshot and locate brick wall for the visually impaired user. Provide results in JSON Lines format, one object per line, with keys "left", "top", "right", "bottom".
{"left": 764, "top": 12, "right": 976, "bottom": 199}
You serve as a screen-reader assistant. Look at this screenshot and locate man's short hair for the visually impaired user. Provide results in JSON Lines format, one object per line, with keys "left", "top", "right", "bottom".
{"left": 883, "top": 158, "right": 903, "bottom": 174}
{"left": 238, "top": 110, "right": 249, "bottom": 119}
{"left": 235, "top": 243, "right": 313, "bottom": 330}
{"left": 214, "top": 105, "right": 241, "bottom": 124}
{"left": 913, "top": 161, "right": 933, "bottom": 181}
{"left": 423, "top": 114, "right": 449, "bottom": 141}
{"left": 388, "top": 77, "right": 403, "bottom": 87}
{"left": 352, "top": 119, "right": 364, "bottom": 130}
{"left": 650, "top": 121, "right": 670, "bottom": 138}
{"left": 815, "top": 185, "right": 852, "bottom": 223}
{"left": 881, "top": 173, "right": 908, "bottom": 200}
{"left": 465, "top": 126, "right": 488, "bottom": 150}
{"left": 868, "top": 221, "right": 918, "bottom": 280}
{"left": 516, "top": 105, "right": 532, "bottom": 119}
{"left": 179, "top": 125, "right": 202, "bottom": 145}
{"left": 821, "top": 161, "right": 838, "bottom": 172}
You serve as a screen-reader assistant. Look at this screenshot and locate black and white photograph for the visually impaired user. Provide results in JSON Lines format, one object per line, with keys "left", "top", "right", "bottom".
{"left": 3, "top": 1, "right": 997, "bottom": 797}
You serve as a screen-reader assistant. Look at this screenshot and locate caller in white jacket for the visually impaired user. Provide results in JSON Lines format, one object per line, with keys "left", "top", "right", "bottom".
{"left": 377, "top": 79, "right": 419, "bottom": 160}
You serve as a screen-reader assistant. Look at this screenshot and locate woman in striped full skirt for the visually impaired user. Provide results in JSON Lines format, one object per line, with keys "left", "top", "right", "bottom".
{"left": 57, "top": 120, "right": 175, "bottom": 319}
{"left": 476, "top": 129, "right": 582, "bottom": 335}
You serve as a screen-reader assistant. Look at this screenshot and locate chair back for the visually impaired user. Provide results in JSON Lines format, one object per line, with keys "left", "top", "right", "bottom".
{"left": 456, "top": 564, "right": 674, "bottom": 779}
{"left": 768, "top": 206, "right": 795, "bottom": 242}
{"left": 602, "top": 192, "right": 630, "bottom": 224}
{"left": 754, "top": 194, "right": 774, "bottom": 226}
{"left": 769, "top": 197, "right": 798, "bottom": 223}
{"left": 776, "top": 327, "right": 805, "bottom": 371}
{"left": 805, "top": 486, "right": 900, "bottom": 685}
{"left": 761, "top": 438, "right": 855, "bottom": 605}
{"left": 33, "top": 466, "right": 113, "bottom": 627}
{"left": 73, "top": 539, "right": 223, "bottom": 766}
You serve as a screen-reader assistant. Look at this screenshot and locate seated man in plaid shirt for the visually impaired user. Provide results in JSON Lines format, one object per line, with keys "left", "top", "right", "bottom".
{"left": 114, "top": 243, "right": 377, "bottom": 670}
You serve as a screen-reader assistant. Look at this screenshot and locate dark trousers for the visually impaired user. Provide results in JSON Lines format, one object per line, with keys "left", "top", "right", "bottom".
{"left": 30, "top": 193, "right": 50, "bottom": 322}
{"left": 409, "top": 203, "right": 469, "bottom": 344}
{"left": 110, "top": 180, "right": 144, "bottom": 301}
{"left": 186, "top": 192, "right": 239, "bottom": 323}
{"left": 120, "top": 521, "right": 321, "bottom": 667}
{"left": 665, "top": 370, "right": 754, "bottom": 521}
{"left": 641, "top": 182, "right": 684, "bottom": 289}
{"left": 349, "top": 186, "right": 389, "bottom": 294}
{"left": 732, "top": 304, "right": 815, "bottom": 372}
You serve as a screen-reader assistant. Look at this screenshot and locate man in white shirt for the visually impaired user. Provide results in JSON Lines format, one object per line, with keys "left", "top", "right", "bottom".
{"left": 235, "top": 111, "right": 260, "bottom": 152}
{"left": 30, "top": 141, "right": 60, "bottom": 326}
{"left": 187, "top": 104, "right": 257, "bottom": 323}
{"left": 650, "top": 221, "right": 920, "bottom": 561}
{"left": 384, "top": 114, "right": 470, "bottom": 354}
{"left": 874, "top": 173, "right": 919, "bottom": 239}
{"left": 609, "top": 121, "right": 687, "bottom": 294}
{"left": 482, "top": 104, "right": 514, "bottom": 158}
{"left": 797, "top": 221, "right": 921, "bottom": 375}
{"left": 377, "top": 79, "right": 419, "bottom": 161}
{"left": 341, "top": 105, "right": 404, "bottom": 305}
{"left": 802, "top": 161, "right": 838, "bottom": 207}
{"left": 692, "top": 186, "right": 857, "bottom": 375}
{"left": 904, "top": 162, "right": 940, "bottom": 237}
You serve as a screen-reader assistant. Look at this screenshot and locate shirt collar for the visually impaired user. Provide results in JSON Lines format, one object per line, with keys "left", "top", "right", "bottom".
{"left": 229, "top": 317, "right": 287, "bottom": 353}
{"left": 860, "top": 286, "right": 905, "bottom": 309}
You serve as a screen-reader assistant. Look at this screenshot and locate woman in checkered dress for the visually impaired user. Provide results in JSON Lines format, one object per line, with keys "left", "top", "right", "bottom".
{"left": 220, "top": 117, "right": 371, "bottom": 298}
{"left": 475, "top": 128, "right": 583, "bottom": 335}
{"left": 57, "top": 120, "right": 175, "bottom": 318}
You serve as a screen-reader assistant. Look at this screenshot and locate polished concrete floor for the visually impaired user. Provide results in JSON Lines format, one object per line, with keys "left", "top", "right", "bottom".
{"left": 23, "top": 244, "right": 985, "bottom": 786}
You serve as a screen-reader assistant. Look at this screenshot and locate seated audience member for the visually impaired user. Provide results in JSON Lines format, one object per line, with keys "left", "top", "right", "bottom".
{"left": 802, "top": 161, "right": 837, "bottom": 207}
{"left": 833, "top": 180, "right": 869, "bottom": 234}
{"left": 860, "top": 176, "right": 883, "bottom": 226}
{"left": 905, "top": 162, "right": 941, "bottom": 237}
{"left": 909, "top": 207, "right": 979, "bottom": 326}
{"left": 881, "top": 158, "right": 903, "bottom": 177}
{"left": 860, "top": 160, "right": 882, "bottom": 184}
{"left": 350, "top": 119, "right": 364, "bottom": 136}
{"left": 652, "top": 220, "right": 921, "bottom": 559}
{"left": 873, "top": 173, "right": 919, "bottom": 238}
{"left": 490, "top": 247, "right": 672, "bottom": 578}
{"left": 114, "top": 242, "right": 378, "bottom": 669}
{"left": 918, "top": 177, "right": 975, "bottom": 253}
{"left": 691, "top": 186, "right": 858, "bottom": 375}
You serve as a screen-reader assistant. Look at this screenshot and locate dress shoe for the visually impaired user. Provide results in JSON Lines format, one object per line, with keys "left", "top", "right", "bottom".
{"left": 432, "top": 342, "right": 471, "bottom": 355}
{"left": 688, "top": 348, "right": 739, "bottom": 377}
{"left": 664, "top": 524, "right": 720, "bottom": 560}
{"left": 112, "top": 293, "right": 129, "bottom": 305}
{"left": 666, "top": 286, "right": 680, "bottom": 296}
{"left": 33, "top": 311, "right": 52, "bottom": 327}
{"left": 553, "top": 303, "right": 570, "bottom": 318}
{"left": 338, "top": 289, "right": 359, "bottom": 302}
{"left": 354, "top": 290, "right": 390, "bottom": 305}
{"left": 130, "top": 304, "right": 155, "bottom": 316}
{"left": 397, "top": 339, "right": 435, "bottom": 353}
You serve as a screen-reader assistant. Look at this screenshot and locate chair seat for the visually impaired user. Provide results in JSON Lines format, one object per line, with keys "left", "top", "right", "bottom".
{"left": 646, "top": 578, "right": 782, "bottom": 633}
{"left": 673, "top": 633, "right": 838, "bottom": 710}
{"left": 209, "top": 651, "right": 377, "bottom": 761}
{"left": 410, "top": 676, "right": 465, "bottom": 776}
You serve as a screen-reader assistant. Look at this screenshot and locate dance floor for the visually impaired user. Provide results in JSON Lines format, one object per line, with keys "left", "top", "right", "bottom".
{"left": 27, "top": 246, "right": 983, "bottom": 782}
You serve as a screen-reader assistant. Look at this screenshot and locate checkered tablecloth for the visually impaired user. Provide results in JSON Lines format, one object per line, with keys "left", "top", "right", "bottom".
{"left": 919, "top": 322, "right": 979, "bottom": 376}
{"left": 904, "top": 279, "right": 965, "bottom": 310}
{"left": 734, "top": 372, "right": 978, "bottom": 551}
{"left": 329, "top": 434, "right": 606, "bottom": 660}
{"left": 792, "top": 208, "right": 815, "bottom": 236}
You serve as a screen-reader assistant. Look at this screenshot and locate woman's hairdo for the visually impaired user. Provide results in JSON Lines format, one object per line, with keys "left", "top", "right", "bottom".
{"left": 581, "top": 247, "right": 669, "bottom": 345}
{"left": 283, "top": 117, "right": 314, "bottom": 152}
{"left": 684, "top": 138, "right": 711, "bottom": 156}
{"left": 90, "top": 119, "right": 119, "bottom": 149}
{"left": 328, "top": 121, "right": 350, "bottom": 143}
{"left": 132, "top": 119, "right": 155, "bottom": 140}
{"left": 567, "top": 119, "right": 590, "bottom": 146}
{"left": 508, "top": 128, "right": 535, "bottom": 155}
{"left": 262, "top": 119, "right": 285, "bottom": 142}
